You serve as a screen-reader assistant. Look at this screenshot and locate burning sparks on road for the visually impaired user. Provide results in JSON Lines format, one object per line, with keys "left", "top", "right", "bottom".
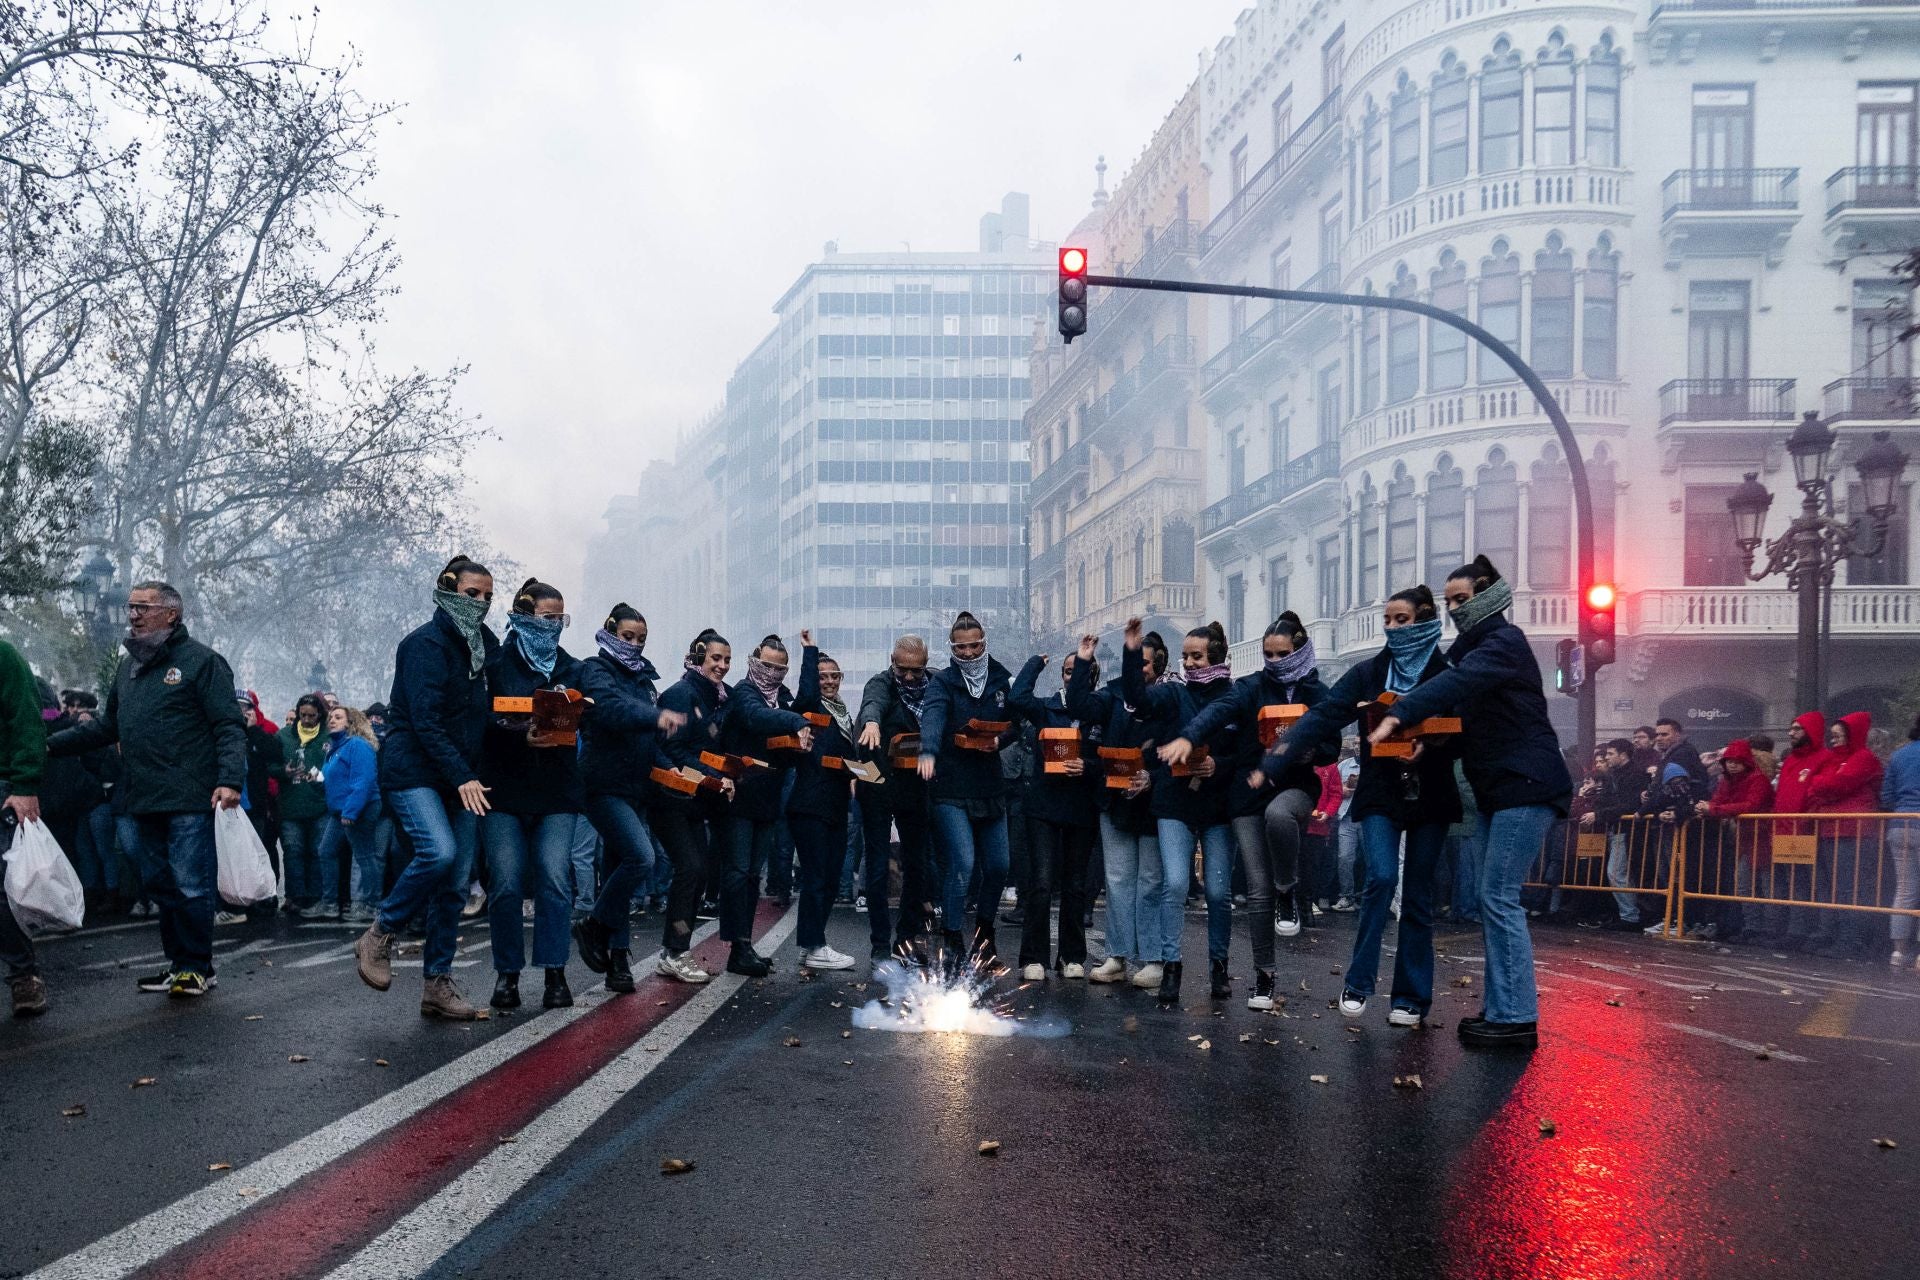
{"left": 851, "top": 952, "right": 1068, "bottom": 1039}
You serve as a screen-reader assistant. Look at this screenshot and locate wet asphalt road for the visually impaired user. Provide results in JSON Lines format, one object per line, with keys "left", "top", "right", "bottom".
{"left": 2, "top": 902, "right": 1916, "bottom": 1280}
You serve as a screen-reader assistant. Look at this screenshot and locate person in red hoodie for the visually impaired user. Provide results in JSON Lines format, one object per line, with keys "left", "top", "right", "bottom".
{"left": 1805, "top": 711, "right": 1884, "bottom": 959}
{"left": 1692, "top": 739, "right": 1774, "bottom": 943}
{"left": 1772, "top": 712, "right": 1829, "bottom": 951}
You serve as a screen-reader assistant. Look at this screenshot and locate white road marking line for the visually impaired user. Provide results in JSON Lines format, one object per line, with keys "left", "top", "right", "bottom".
{"left": 1576, "top": 959, "right": 1771, "bottom": 994}
{"left": 35, "top": 920, "right": 157, "bottom": 942}
{"left": 1533, "top": 965, "right": 1634, "bottom": 992}
{"left": 319, "top": 907, "right": 800, "bottom": 1280}
{"left": 1666, "top": 1022, "right": 1812, "bottom": 1063}
{"left": 1721, "top": 961, "right": 1920, "bottom": 1002}
{"left": 25, "top": 921, "right": 719, "bottom": 1280}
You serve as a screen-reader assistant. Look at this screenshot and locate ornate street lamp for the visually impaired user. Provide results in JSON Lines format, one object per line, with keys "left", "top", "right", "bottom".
{"left": 1726, "top": 472, "right": 1773, "bottom": 554}
{"left": 1784, "top": 410, "right": 1836, "bottom": 493}
{"left": 307, "top": 659, "right": 330, "bottom": 693}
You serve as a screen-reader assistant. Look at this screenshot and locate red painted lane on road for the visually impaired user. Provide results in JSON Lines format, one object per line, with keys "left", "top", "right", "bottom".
{"left": 137, "top": 904, "right": 785, "bottom": 1280}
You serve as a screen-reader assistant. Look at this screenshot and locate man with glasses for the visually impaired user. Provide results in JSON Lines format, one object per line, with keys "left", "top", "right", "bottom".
{"left": 854, "top": 635, "right": 938, "bottom": 967}
{"left": 50, "top": 581, "right": 247, "bottom": 999}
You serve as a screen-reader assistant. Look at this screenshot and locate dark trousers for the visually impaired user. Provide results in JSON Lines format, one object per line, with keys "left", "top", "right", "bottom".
{"left": 121, "top": 810, "right": 219, "bottom": 976}
{"left": 644, "top": 803, "right": 713, "bottom": 955}
{"left": 721, "top": 814, "right": 776, "bottom": 945}
{"left": 861, "top": 797, "right": 934, "bottom": 953}
{"left": 583, "top": 794, "right": 657, "bottom": 955}
{"left": 1020, "top": 816, "right": 1094, "bottom": 967}
{"left": 790, "top": 812, "right": 849, "bottom": 950}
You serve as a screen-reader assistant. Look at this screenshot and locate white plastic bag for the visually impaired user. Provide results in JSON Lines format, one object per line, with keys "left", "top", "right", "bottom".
{"left": 4, "top": 820, "right": 86, "bottom": 933}
{"left": 215, "top": 806, "right": 278, "bottom": 905}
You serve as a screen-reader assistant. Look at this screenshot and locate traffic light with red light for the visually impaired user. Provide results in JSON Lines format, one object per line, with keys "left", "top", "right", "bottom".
{"left": 1058, "top": 247, "right": 1088, "bottom": 343}
{"left": 1582, "top": 581, "right": 1618, "bottom": 671}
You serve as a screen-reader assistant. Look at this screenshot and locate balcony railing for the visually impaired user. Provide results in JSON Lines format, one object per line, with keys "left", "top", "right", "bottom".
{"left": 1824, "top": 376, "right": 1916, "bottom": 421}
{"left": 1199, "top": 443, "right": 1342, "bottom": 536}
{"left": 1826, "top": 166, "right": 1920, "bottom": 217}
{"left": 1632, "top": 587, "right": 1920, "bottom": 635}
{"left": 1655, "top": 0, "right": 1920, "bottom": 13}
{"left": 1201, "top": 263, "right": 1343, "bottom": 393}
{"left": 1029, "top": 437, "right": 1090, "bottom": 505}
{"left": 1661, "top": 167, "right": 1799, "bottom": 216}
{"left": 1657, "top": 377, "right": 1797, "bottom": 425}
{"left": 1029, "top": 538, "right": 1065, "bottom": 584}
{"left": 1091, "top": 334, "right": 1196, "bottom": 434}
{"left": 1203, "top": 91, "right": 1341, "bottom": 251}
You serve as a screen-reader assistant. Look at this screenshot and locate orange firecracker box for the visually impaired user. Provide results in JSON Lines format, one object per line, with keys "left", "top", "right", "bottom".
{"left": 1098, "top": 746, "right": 1145, "bottom": 790}
{"left": 1170, "top": 743, "right": 1211, "bottom": 778}
{"left": 954, "top": 719, "right": 1011, "bottom": 752}
{"left": 889, "top": 733, "right": 923, "bottom": 771}
{"left": 766, "top": 734, "right": 807, "bottom": 753}
{"left": 802, "top": 711, "right": 833, "bottom": 729}
{"left": 1256, "top": 703, "right": 1308, "bottom": 750}
{"left": 1360, "top": 691, "right": 1461, "bottom": 758}
{"left": 699, "top": 751, "right": 766, "bottom": 779}
{"left": 494, "top": 689, "right": 587, "bottom": 748}
{"left": 1039, "top": 727, "right": 1082, "bottom": 773}
{"left": 650, "top": 766, "right": 724, "bottom": 797}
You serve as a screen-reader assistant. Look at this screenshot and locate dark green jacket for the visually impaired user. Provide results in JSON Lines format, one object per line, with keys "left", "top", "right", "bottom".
{"left": 48, "top": 626, "right": 248, "bottom": 815}
{"left": 0, "top": 640, "right": 46, "bottom": 797}
{"left": 275, "top": 721, "right": 330, "bottom": 820}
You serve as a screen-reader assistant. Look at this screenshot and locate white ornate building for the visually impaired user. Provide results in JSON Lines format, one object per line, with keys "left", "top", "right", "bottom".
{"left": 1185, "top": 0, "right": 1918, "bottom": 745}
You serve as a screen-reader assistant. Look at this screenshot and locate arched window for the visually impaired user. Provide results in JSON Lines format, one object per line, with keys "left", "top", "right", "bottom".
{"left": 1361, "top": 99, "right": 1384, "bottom": 217}
{"left": 1477, "top": 448, "right": 1519, "bottom": 574}
{"left": 1529, "top": 443, "right": 1572, "bottom": 589}
{"left": 1357, "top": 474, "right": 1382, "bottom": 604}
{"left": 1533, "top": 32, "right": 1574, "bottom": 166}
{"left": 1429, "top": 250, "right": 1468, "bottom": 391}
{"left": 1584, "top": 237, "right": 1619, "bottom": 378}
{"left": 1478, "top": 240, "right": 1520, "bottom": 384}
{"left": 1389, "top": 74, "right": 1421, "bottom": 202}
{"left": 1430, "top": 54, "right": 1469, "bottom": 184}
{"left": 1387, "top": 265, "right": 1420, "bottom": 403}
{"left": 1162, "top": 519, "right": 1195, "bottom": 584}
{"left": 1585, "top": 35, "right": 1622, "bottom": 166}
{"left": 1134, "top": 527, "right": 1146, "bottom": 591}
{"left": 1386, "top": 464, "right": 1418, "bottom": 589}
{"left": 1480, "top": 38, "right": 1523, "bottom": 173}
{"left": 1427, "top": 456, "right": 1467, "bottom": 585}
{"left": 1590, "top": 443, "right": 1617, "bottom": 583}
{"left": 1103, "top": 546, "right": 1114, "bottom": 604}
{"left": 1075, "top": 561, "right": 1086, "bottom": 616}
{"left": 1532, "top": 233, "right": 1575, "bottom": 378}
{"left": 1359, "top": 280, "right": 1383, "bottom": 411}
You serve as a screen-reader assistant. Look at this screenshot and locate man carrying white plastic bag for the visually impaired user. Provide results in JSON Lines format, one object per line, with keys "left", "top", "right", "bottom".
{"left": 215, "top": 805, "right": 278, "bottom": 907}
{"left": 0, "top": 636, "right": 53, "bottom": 1017}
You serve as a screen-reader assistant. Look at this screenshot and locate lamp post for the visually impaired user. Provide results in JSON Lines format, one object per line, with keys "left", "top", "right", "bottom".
{"left": 307, "top": 659, "right": 330, "bottom": 694}
{"left": 76, "top": 551, "right": 118, "bottom": 652}
{"left": 1727, "top": 414, "right": 1909, "bottom": 715}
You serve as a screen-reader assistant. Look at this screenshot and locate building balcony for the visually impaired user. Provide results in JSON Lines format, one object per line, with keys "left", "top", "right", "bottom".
{"left": 1198, "top": 443, "right": 1342, "bottom": 552}
{"left": 1657, "top": 378, "right": 1797, "bottom": 427}
{"left": 1824, "top": 166, "right": 1920, "bottom": 251}
{"left": 1202, "top": 92, "right": 1342, "bottom": 262}
{"left": 1659, "top": 168, "right": 1800, "bottom": 265}
{"left": 1088, "top": 334, "right": 1197, "bottom": 446}
{"left": 1201, "top": 264, "right": 1343, "bottom": 412}
{"left": 1824, "top": 376, "right": 1915, "bottom": 423}
{"left": 1652, "top": 0, "right": 1920, "bottom": 19}
{"left": 1347, "top": 164, "right": 1630, "bottom": 277}
{"left": 1630, "top": 586, "right": 1920, "bottom": 637}
{"left": 1029, "top": 538, "right": 1065, "bottom": 586}
{"left": 1342, "top": 377, "right": 1629, "bottom": 467}
{"left": 1029, "top": 437, "right": 1090, "bottom": 506}
{"left": 1090, "top": 221, "right": 1209, "bottom": 348}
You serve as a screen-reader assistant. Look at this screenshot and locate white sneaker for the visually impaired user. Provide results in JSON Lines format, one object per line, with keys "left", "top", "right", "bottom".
{"left": 1021, "top": 963, "right": 1046, "bottom": 981}
{"left": 1061, "top": 961, "right": 1086, "bottom": 980}
{"left": 1338, "top": 992, "right": 1367, "bottom": 1017}
{"left": 522, "top": 900, "right": 535, "bottom": 920}
{"left": 1890, "top": 950, "right": 1908, "bottom": 967}
{"left": 214, "top": 910, "right": 247, "bottom": 926}
{"left": 656, "top": 951, "right": 711, "bottom": 984}
{"left": 1001, "top": 887, "right": 1018, "bottom": 907}
{"left": 854, "top": 895, "right": 868, "bottom": 914}
{"left": 461, "top": 887, "right": 486, "bottom": 919}
{"left": 1387, "top": 1007, "right": 1422, "bottom": 1027}
{"left": 1089, "top": 957, "right": 1128, "bottom": 984}
{"left": 1131, "top": 962, "right": 1164, "bottom": 989}
{"left": 802, "top": 945, "right": 856, "bottom": 971}
{"left": 1643, "top": 921, "right": 1670, "bottom": 937}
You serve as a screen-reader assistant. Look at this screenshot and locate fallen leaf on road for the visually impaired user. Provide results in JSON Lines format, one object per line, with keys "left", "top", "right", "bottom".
{"left": 660, "top": 1157, "right": 695, "bottom": 1175}
{"left": 497, "top": 1135, "right": 518, "bottom": 1145}
{"left": 60, "top": 1105, "right": 85, "bottom": 1118}
{"left": 1239, "top": 1033, "right": 1254, "bottom": 1043}
{"left": 1197, "top": 1039, "right": 1212, "bottom": 1051}
{"left": 287, "top": 1055, "right": 309, "bottom": 1063}
{"left": 1309, "top": 1074, "right": 1329, "bottom": 1085}
{"left": 1453, "top": 976, "right": 1473, "bottom": 988}
{"left": 374, "top": 1059, "right": 390, "bottom": 1067}
{"left": 1755, "top": 1050, "right": 1771, "bottom": 1060}
{"left": 1329, "top": 967, "right": 1342, "bottom": 975}
{"left": 1605, "top": 999, "right": 1622, "bottom": 1007}
{"left": 1299, "top": 979, "right": 1309, "bottom": 992}
{"left": 842, "top": 1060, "right": 853, "bottom": 1066}
{"left": 1346, "top": 1025, "right": 1361, "bottom": 1032}
{"left": 1264, "top": 1039, "right": 1279, "bottom": 1046}
{"left": 1873, "top": 1137, "right": 1897, "bottom": 1150}
{"left": 208, "top": 1163, "right": 231, "bottom": 1172}
{"left": 132, "top": 1077, "right": 157, "bottom": 1089}
{"left": 1539, "top": 1118, "right": 1557, "bottom": 1137}
{"left": 1393, "top": 1075, "right": 1424, "bottom": 1090}
{"left": 1186, "top": 1034, "right": 1201, "bottom": 1041}
{"left": 237, "top": 1187, "right": 262, "bottom": 1197}
{"left": 853, "top": 982, "right": 868, "bottom": 991}
{"left": 977, "top": 1140, "right": 1001, "bottom": 1156}
{"left": 783, "top": 1036, "right": 802, "bottom": 1048}
{"left": 243, "top": 1015, "right": 264, "bottom": 1022}
{"left": 840, "top": 1030, "right": 852, "bottom": 1039}
{"left": 830, "top": 1001, "right": 843, "bottom": 1009}
{"left": 1122, "top": 1015, "right": 1139, "bottom": 1033}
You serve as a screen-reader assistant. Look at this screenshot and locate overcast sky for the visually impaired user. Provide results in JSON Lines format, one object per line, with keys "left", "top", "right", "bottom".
{"left": 304, "top": 0, "right": 1247, "bottom": 596}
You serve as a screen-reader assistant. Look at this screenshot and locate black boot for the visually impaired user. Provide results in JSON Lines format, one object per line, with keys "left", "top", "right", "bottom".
{"left": 572, "top": 916, "right": 611, "bottom": 974}
{"left": 544, "top": 967, "right": 575, "bottom": 1008}
{"left": 727, "top": 941, "right": 771, "bottom": 978}
{"left": 605, "top": 951, "right": 635, "bottom": 994}
{"left": 490, "top": 972, "right": 520, "bottom": 1010}
{"left": 1459, "top": 1019, "right": 1539, "bottom": 1050}
{"left": 941, "top": 929, "right": 967, "bottom": 979}
{"left": 1157, "top": 960, "right": 1183, "bottom": 1005}
{"left": 971, "top": 922, "right": 1002, "bottom": 974}
{"left": 1209, "top": 959, "right": 1230, "bottom": 999}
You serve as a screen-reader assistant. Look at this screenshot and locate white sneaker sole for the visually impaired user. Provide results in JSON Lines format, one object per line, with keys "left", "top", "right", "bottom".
{"left": 1247, "top": 995, "right": 1274, "bottom": 1011}
{"left": 1061, "top": 964, "right": 1086, "bottom": 980}
{"left": 1339, "top": 1001, "right": 1367, "bottom": 1018}
{"left": 1387, "top": 1009, "right": 1422, "bottom": 1027}
{"left": 803, "top": 954, "right": 856, "bottom": 971}
{"left": 656, "top": 961, "right": 711, "bottom": 984}
{"left": 1089, "top": 968, "right": 1127, "bottom": 984}
{"left": 1020, "top": 964, "right": 1046, "bottom": 981}
{"left": 1276, "top": 920, "right": 1302, "bottom": 938}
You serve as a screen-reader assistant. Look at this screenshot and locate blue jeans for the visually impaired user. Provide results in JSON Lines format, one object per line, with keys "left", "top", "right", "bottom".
{"left": 790, "top": 813, "right": 848, "bottom": 950}
{"left": 584, "top": 794, "right": 658, "bottom": 953}
{"left": 1099, "top": 811, "right": 1161, "bottom": 963}
{"left": 121, "top": 811, "right": 218, "bottom": 976}
{"left": 568, "top": 813, "right": 601, "bottom": 911}
{"left": 838, "top": 797, "right": 865, "bottom": 899}
{"left": 378, "top": 788, "right": 479, "bottom": 978}
{"left": 1337, "top": 818, "right": 1362, "bottom": 898}
{"left": 1154, "top": 817, "right": 1233, "bottom": 964}
{"left": 1450, "top": 827, "right": 1484, "bottom": 921}
{"left": 931, "top": 802, "right": 1009, "bottom": 935}
{"left": 483, "top": 812, "right": 576, "bottom": 972}
{"left": 722, "top": 815, "right": 777, "bottom": 944}
{"left": 319, "top": 798, "right": 387, "bottom": 912}
{"left": 1478, "top": 804, "right": 1554, "bottom": 1024}
{"left": 281, "top": 814, "right": 330, "bottom": 908}
{"left": 1348, "top": 817, "right": 1448, "bottom": 1012}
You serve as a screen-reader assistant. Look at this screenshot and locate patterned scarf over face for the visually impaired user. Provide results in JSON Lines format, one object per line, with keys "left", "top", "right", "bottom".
{"left": 954, "top": 651, "right": 990, "bottom": 699}
{"left": 1449, "top": 578, "right": 1513, "bottom": 634}
{"left": 745, "top": 654, "right": 788, "bottom": 700}
{"left": 508, "top": 612, "right": 564, "bottom": 678}
{"left": 1384, "top": 617, "right": 1445, "bottom": 694}
{"left": 434, "top": 589, "right": 489, "bottom": 677}
{"left": 596, "top": 628, "right": 657, "bottom": 679}
{"left": 1264, "top": 638, "right": 1316, "bottom": 688}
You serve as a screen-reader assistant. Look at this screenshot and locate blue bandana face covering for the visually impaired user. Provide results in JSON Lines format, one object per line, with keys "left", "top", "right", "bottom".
{"left": 508, "top": 612, "right": 564, "bottom": 678}
{"left": 1384, "top": 617, "right": 1445, "bottom": 693}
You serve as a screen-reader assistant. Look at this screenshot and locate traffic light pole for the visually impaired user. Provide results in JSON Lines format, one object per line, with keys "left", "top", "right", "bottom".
{"left": 1085, "top": 271, "right": 1598, "bottom": 753}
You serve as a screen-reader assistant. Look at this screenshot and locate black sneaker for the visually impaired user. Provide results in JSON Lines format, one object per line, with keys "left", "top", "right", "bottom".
{"left": 1209, "top": 959, "right": 1230, "bottom": 999}
{"left": 1156, "top": 960, "right": 1183, "bottom": 1005}
{"left": 606, "top": 950, "right": 636, "bottom": 993}
{"left": 1459, "top": 1019, "right": 1538, "bottom": 1049}
{"left": 1275, "top": 888, "right": 1302, "bottom": 938}
{"left": 726, "top": 942, "right": 771, "bottom": 978}
{"left": 490, "top": 972, "right": 521, "bottom": 1010}
{"left": 572, "top": 917, "right": 612, "bottom": 974}
{"left": 136, "top": 970, "right": 175, "bottom": 994}
{"left": 543, "top": 968, "right": 574, "bottom": 1009}
{"left": 1248, "top": 968, "right": 1275, "bottom": 1011}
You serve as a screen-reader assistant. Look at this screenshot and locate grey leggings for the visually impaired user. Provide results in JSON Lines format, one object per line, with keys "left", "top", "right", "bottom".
{"left": 1230, "top": 787, "right": 1316, "bottom": 970}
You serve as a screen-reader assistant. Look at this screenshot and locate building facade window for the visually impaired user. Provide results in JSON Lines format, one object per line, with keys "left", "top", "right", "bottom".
{"left": 1478, "top": 243, "right": 1520, "bottom": 384}
{"left": 1853, "top": 278, "right": 1914, "bottom": 385}
{"left": 1476, "top": 450, "right": 1519, "bottom": 574}
{"left": 1361, "top": 106, "right": 1384, "bottom": 217}
{"left": 1426, "top": 460, "right": 1466, "bottom": 586}
{"left": 1585, "top": 50, "right": 1621, "bottom": 165}
{"left": 1231, "top": 137, "right": 1250, "bottom": 193}
{"left": 1584, "top": 241, "right": 1619, "bottom": 379}
{"left": 1387, "top": 270, "right": 1420, "bottom": 402}
{"left": 1531, "top": 235, "right": 1575, "bottom": 379}
{"left": 1134, "top": 528, "right": 1146, "bottom": 591}
{"left": 1480, "top": 41, "right": 1524, "bottom": 173}
{"left": 1227, "top": 572, "right": 1248, "bottom": 641}
{"left": 1317, "top": 534, "right": 1344, "bottom": 617}
{"left": 1228, "top": 427, "right": 1247, "bottom": 492}
{"left": 1163, "top": 520, "right": 1196, "bottom": 583}
{"left": 1357, "top": 478, "right": 1382, "bottom": 605}
{"left": 1386, "top": 468, "right": 1417, "bottom": 588}
{"left": 1317, "top": 362, "right": 1344, "bottom": 444}
{"left": 1857, "top": 82, "right": 1918, "bottom": 183}
{"left": 1683, "top": 485, "right": 1743, "bottom": 586}
{"left": 1104, "top": 548, "right": 1114, "bottom": 605}
{"left": 1360, "top": 307, "right": 1382, "bottom": 411}
{"left": 1429, "top": 251, "right": 1469, "bottom": 390}
{"left": 1269, "top": 399, "right": 1291, "bottom": 471}
{"left": 1688, "top": 281, "right": 1751, "bottom": 394}
{"left": 1533, "top": 42, "right": 1574, "bottom": 166}
{"left": 1430, "top": 57, "right": 1469, "bottom": 184}
{"left": 1529, "top": 446, "right": 1572, "bottom": 589}
{"left": 1272, "top": 88, "right": 1294, "bottom": 158}
{"left": 1268, "top": 558, "right": 1290, "bottom": 622}
{"left": 1390, "top": 80, "right": 1421, "bottom": 201}
{"left": 1323, "top": 25, "right": 1345, "bottom": 97}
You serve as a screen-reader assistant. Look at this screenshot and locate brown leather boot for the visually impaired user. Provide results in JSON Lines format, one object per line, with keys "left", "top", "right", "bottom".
{"left": 419, "top": 974, "right": 487, "bottom": 1020}
{"left": 354, "top": 924, "right": 394, "bottom": 991}
{"left": 10, "top": 974, "right": 48, "bottom": 1018}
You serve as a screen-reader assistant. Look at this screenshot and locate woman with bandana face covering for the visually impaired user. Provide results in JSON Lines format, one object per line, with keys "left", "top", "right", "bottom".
{"left": 917, "top": 611, "right": 1022, "bottom": 972}
{"left": 1160, "top": 611, "right": 1331, "bottom": 1003}
{"left": 786, "top": 630, "right": 858, "bottom": 971}
{"left": 1252, "top": 586, "right": 1460, "bottom": 1024}
{"left": 353, "top": 555, "right": 499, "bottom": 1022}
{"left": 716, "top": 635, "right": 813, "bottom": 976}
{"left": 573, "top": 606, "right": 696, "bottom": 987}
{"left": 1366, "top": 555, "right": 1571, "bottom": 1050}
{"left": 479, "top": 579, "right": 585, "bottom": 1011}
{"left": 854, "top": 636, "right": 937, "bottom": 966}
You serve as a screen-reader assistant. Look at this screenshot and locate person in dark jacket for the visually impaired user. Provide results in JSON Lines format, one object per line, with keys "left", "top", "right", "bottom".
{"left": 1066, "top": 625, "right": 1164, "bottom": 985}
{"left": 1579, "top": 738, "right": 1649, "bottom": 929}
{"left": 1, "top": 640, "right": 50, "bottom": 1016}
{"left": 320, "top": 705, "right": 382, "bottom": 922}
{"left": 1256, "top": 586, "right": 1461, "bottom": 1024}
{"left": 1161, "top": 611, "right": 1331, "bottom": 1001}
{"left": 480, "top": 578, "right": 586, "bottom": 1011}
{"left": 1129, "top": 621, "right": 1237, "bottom": 1004}
{"left": 35, "top": 680, "right": 103, "bottom": 902}
{"left": 788, "top": 632, "right": 857, "bottom": 971}
{"left": 1367, "top": 555, "right": 1571, "bottom": 1050}
{"left": 917, "top": 611, "right": 1022, "bottom": 971}
{"left": 48, "top": 581, "right": 247, "bottom": 998}
{"left": 719, "top": 634, "right": 812, "bottom": 975}
{"left": 571, "top": 606, "right": 691, "bottom": 988}
{"left": 1008, "top": 643, "right": 1104, "bottom": 981}
{"left": 1650, "top": 719, "right": 1711, "bottom": 805}
{"left": 853, "top": 635, "right": 936, "bottom": 965}
{"left": 352, "top": 556, "right": 499, "bottom": 1021}
{"left": 278, "top": 693, "right": 333, "bottom": 918}
{"left": 226, "top": 690, "right": 285, "bottom": 923}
